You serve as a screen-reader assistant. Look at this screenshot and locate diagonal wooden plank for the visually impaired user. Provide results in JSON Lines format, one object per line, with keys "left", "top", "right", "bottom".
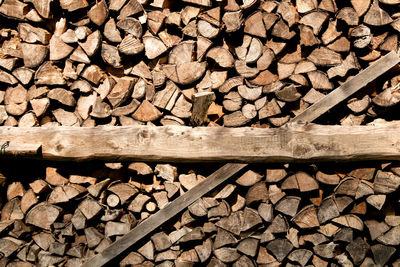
{"left": 291, "top": 51, "right": 400, "bottom": 123}
{"left": 81, "top": 163, "right": 247, "bottom": 267}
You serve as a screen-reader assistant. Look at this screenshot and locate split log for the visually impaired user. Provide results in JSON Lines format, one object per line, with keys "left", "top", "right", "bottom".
{"left": 191, "top": 92, "right": 215, "bottom": 126}
{"left": 0, "top": 0, "right": 28, "bottom": 20}
{"left": 364, "top": 0, "right": 393, "bottom": 26}
{"left": 223, "top": 11, "right": 243, "bottom": 32}
{"left": 21, "top": 44, "right": 48, "bottom": 68}
{"left": 88, "top": 0, "right": 108, "bottom": 26}
{"left": 373, "top": 84, "right": 400, "bottom": 107}
{"left": 206, "top": 47, "right": 234, "bottom": 68}
{"left": 244, "top": 12, "right": 266, "bottom": 38}
{"left": 35, "top": 62, "right": 65, "bottom": 86}
{"left": 307, "top": 47, "right": 342, "bottom": 66}
{"left": 163, "top": 62, "right": 207, "bottom": 85}
{"left": 351, "top": 0, "right": 371, "bottom": 16}
{"left": 272, "top": 19, "right": 295, "bottom": 40}
{"left": 79, "top": 31, "right": 101, "bottom": 57}
{"left": 350, "top": 25, "right": 371, "bottom": 49}
{"left": 25, "top": 204, "right": 61, "bottom": 230}
{"left": 59, "top": 0, "right": 88, "bottom": 11}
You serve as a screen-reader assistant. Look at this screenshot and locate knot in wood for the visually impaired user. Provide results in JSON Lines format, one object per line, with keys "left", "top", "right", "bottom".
{"left": 107, "top": 140, "right": 119, "bottom": 150}
{"left": 56, "top": 143, "right": 64, "bottom": 152}
{"left": 139, "top": 129, "right": 149, "bottom": 138}
{"left": 288, "top": 139, "right": 315, "bottom": 158}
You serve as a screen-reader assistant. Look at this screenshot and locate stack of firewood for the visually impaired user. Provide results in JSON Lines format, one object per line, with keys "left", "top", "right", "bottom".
{"left": 1, "top": 0, "right": 400, "bottom": 128}
{"left": 0, "top": 160, "right": 399, "bottom": 266}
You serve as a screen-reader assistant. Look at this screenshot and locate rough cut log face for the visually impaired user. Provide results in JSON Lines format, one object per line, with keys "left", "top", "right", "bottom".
{"left": 0, "top": 160, "right": 400, "bottom": 266}
{"left": 0, "top": 0, "right": 399, "bottom": 128}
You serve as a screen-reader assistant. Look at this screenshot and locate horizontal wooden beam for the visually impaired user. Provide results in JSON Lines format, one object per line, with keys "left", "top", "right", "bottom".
{"left": 1, "top": 124, "right": 400, "bottom": 162}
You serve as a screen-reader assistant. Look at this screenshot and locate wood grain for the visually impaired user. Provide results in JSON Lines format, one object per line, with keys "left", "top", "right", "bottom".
{"left": 1, "top": 124, "right": 400, "bottom": 162}
{"left": 81, "top": 163, "right": 247, "bottom": 267}
{"left": 291, "top": 51, "right": 400, "bottom": 123}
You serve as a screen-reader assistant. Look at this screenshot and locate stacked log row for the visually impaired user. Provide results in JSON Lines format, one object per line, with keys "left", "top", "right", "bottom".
{"left": 1, "top": 0, "right": 400, "bottom": 128}
{"left": 0, "top": 160, "right": 400, "bottom": 266}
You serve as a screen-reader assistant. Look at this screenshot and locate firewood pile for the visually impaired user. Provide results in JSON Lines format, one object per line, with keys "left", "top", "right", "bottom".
{"left": 1, "top": 0, "right": 400, "bottom": 266}
{"left": 0, "top": 160, "right": 399, "bottom": 266}
{"left": 1, "top": 0, "right": 400, "bottom": 128}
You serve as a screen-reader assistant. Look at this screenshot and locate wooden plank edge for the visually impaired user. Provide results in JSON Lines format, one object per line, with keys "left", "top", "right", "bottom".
{"left": 81, "top": 163, "right": 247, "bottom": 267}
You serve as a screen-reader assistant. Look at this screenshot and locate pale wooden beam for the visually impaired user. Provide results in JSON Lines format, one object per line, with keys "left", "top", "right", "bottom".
{"left": 1, "top": 124, "right": 400, "bottom": 162}
{"left": 81, "top": 163, "right": 247, "bottom": 267}
{"left": 291, "top": 51, "right": 400, "bottom": 123}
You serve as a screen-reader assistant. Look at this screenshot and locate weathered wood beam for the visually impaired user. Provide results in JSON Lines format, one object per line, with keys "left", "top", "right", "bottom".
{"left": 1, "top": 124, "right": 400, "bottom": 162}
{"left": 291, "top": 51, "right": 400, "bottom": 123}
{"left": 82, "top": 163, "right": 247, "bottom": 267}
